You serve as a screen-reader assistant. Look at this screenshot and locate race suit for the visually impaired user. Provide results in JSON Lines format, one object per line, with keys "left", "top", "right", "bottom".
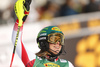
{"left": 12, "top": 19, "right": 74, "bottom": 67}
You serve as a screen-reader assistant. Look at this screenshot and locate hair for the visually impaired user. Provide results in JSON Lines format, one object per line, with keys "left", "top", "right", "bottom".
{"left": 36, "top": 50, "right": 51, "bottom": 58}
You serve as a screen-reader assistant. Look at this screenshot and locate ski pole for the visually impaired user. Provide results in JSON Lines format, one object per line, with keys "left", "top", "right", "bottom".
{"left": 10, "top": 0, "right": 25, "bottom": 67}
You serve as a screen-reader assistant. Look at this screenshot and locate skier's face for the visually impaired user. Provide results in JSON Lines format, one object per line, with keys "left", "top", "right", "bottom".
{"left": 49, "top": 41, "right": 62, "bottom": 54}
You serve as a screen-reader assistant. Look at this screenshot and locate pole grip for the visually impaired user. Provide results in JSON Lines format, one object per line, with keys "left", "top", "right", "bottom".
{"left": 14, "top": 0, "right": 25, "bottom": 26}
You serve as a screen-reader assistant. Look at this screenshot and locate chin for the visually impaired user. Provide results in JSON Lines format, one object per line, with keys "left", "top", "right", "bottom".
{"left": 53, "top": 51, "right": 59, "bottom": 55}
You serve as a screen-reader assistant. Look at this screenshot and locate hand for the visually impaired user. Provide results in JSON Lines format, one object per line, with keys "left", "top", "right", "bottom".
{"left": 23, "top": 0, "right": 32, "bottom": 22}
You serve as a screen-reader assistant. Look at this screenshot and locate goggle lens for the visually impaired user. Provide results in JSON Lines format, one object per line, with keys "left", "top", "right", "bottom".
{"left": 48, "top": 33, "right": 64, "bottom": 45}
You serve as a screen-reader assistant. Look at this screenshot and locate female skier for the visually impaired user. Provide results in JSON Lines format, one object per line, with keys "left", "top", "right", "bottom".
{"left": 12, "top": 0, "right": 74, "bottom": 67}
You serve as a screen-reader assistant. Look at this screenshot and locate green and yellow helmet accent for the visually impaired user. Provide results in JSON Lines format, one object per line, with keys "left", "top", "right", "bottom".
{"left": 37, "top": 26, "right": 63, "bottom": 37}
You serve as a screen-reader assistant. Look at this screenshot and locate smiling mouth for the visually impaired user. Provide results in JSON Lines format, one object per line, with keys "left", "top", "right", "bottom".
{"left": 54, "top": 46, "right": 60, "bottom": 49}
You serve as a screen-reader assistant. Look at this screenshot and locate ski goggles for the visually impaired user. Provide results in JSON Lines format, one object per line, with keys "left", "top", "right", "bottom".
{"left": 48, "top": 33, "right": 64, "bottom": 45}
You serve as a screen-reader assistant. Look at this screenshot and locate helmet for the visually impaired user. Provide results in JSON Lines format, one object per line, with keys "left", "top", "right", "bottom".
{"left": 37, "top": 26, "right": 64, "bottom": 51}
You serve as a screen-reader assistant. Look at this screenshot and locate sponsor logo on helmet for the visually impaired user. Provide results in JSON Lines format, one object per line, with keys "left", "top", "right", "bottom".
{"left": 39, "top": 37, "right": 46, "bottom": 40}
{"left": 44, "top": 63, "right": 60, "bottom": 67}
{"left": 40, "top": 33, "right": 47, "bottom": 36}
{"left": 52, "top": 27, "right": 61, "bottom": 31}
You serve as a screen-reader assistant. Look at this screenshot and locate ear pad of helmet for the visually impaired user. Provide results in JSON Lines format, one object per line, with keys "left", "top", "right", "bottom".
{"left": 39, "top": 41, "right": 49, "bottom": 51}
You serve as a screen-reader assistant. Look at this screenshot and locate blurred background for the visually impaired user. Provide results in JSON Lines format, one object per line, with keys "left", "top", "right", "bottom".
{"left": 0, "top": 0, "right": 100, "bottom": 67}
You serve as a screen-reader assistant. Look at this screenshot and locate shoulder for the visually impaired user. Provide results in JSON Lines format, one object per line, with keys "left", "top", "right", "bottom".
{"left": 59, "top": 59, "right": 68, "bottom": 63}
{"left": 26, "top": 59, "right": 35, "bottom": 67}
{"left": 59, "top": 59, "right": 74, "bottom": 67}
{"left": 68, "top": 61, "right": 74, "bottom": 67}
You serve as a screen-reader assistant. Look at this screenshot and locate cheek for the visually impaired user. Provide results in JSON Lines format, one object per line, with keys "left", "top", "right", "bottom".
{"left": 49, "top": 43, "right": 54, "bottom": 47}
{"left": 59, "top": 46, "right": 62, "bottom": 49}
{"left": 49, "top": 45, "right": 54, "bottom": 49}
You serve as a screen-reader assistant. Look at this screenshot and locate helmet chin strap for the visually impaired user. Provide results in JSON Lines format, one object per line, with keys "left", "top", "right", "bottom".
{"left": 46, "top": 45, "right": 66, "bottom": 62}
{"left": 47, "top": 48, "right": 61, "bottom": 62}
{"left": 49, "top": 48, "right": 60, "bottom": 56}
{"left": 48, "top": 45, "right": 66, "bottom": 57}
{"left": 48, "top": 46, "right": 63, "bottom": 57}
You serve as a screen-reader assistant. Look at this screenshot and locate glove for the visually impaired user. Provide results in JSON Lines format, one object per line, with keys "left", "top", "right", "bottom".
{"left": 14, "top": 0, "right": 32, "bottom": 23}
{"left": 23, "top": 0, "right": 32, "bottom": 22}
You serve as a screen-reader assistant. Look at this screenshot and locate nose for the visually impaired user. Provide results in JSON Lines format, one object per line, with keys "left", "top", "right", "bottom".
{"left": 55, "top": 41, "right": 60, "bottom": 46}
